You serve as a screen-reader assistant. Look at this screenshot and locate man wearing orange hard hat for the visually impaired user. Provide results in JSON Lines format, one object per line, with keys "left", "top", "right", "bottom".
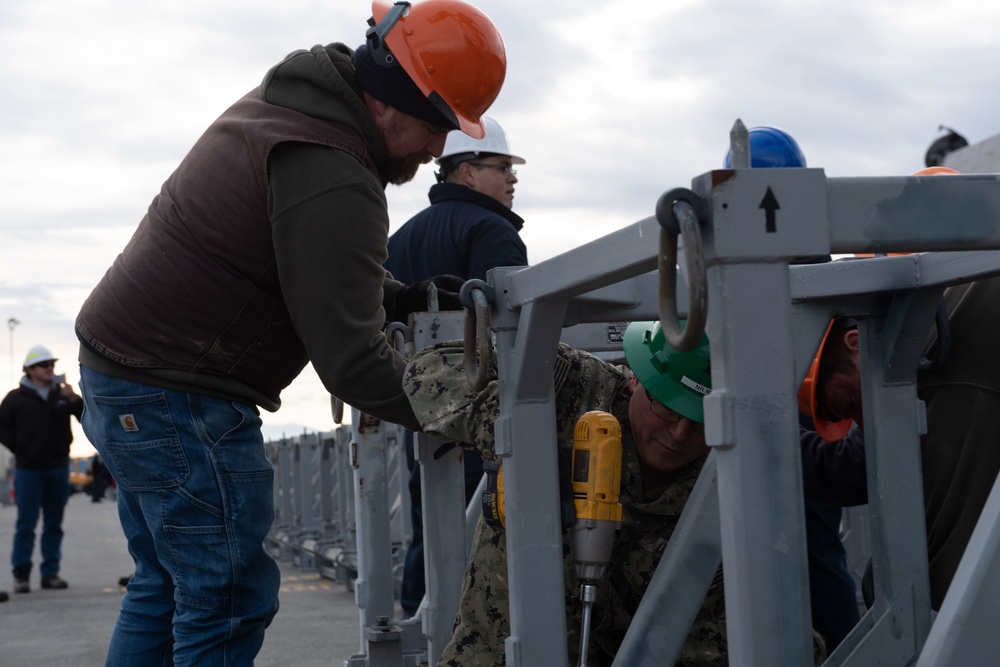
{"left": 798, "top": 166, "right": 1000, "bottom": 610}
{"left": 74, "top": 1, "right": 507, "bottom": 662}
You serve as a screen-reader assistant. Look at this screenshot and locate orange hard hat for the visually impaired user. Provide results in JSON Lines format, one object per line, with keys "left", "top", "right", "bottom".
{"left": 912, "top": 166, "right": 961, "bottom": 176}
{"left": 797, "top": 321, "right": 854, "bottom": 442}
{"left": 371, "top": 0, "right": 506, "bottom": 139}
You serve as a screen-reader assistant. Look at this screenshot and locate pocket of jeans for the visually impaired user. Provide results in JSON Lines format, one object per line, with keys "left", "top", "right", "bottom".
{"left": 91, "top": 392, "right": 190, "bottom": 490}
{"left": 192, "top": 395, "right": 250, "bottom": 447}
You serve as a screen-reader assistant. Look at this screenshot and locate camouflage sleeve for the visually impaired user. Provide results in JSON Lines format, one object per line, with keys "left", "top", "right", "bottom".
{"left": 403, "top": 340, "right": 630, "bottom": 461}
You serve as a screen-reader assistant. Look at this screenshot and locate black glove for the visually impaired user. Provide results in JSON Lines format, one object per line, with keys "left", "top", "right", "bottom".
{"left": 393, "top": 274, "right": 465, "bottom": 320}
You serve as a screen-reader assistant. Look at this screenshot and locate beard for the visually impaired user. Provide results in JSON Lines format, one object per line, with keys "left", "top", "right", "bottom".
{"left": 380, "top": 109, "right": 434, "bottom": 185}
{"left": 383, "top": 152, "right": 431, "bottom": 185}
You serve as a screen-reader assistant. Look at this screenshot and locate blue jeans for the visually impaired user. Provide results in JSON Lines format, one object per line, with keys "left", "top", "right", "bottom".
{"left": 79, "top": 365, "right": 280, "bottom": 666}
{"left": 12, "top": 466, "right": 70, "bottom": 578}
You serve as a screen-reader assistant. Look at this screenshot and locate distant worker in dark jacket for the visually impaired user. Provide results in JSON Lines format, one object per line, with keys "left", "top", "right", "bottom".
{"left": 385, "top": 115, "right": 526, "bottom": 617}
{"left": 0, "top": 345, "right": 82, "bottom": 594}
{"left": 387, "top": 115, "right": 527, "bottom": 283}
{"left": 73, "top": 1, "right": 507, "bottom": 663}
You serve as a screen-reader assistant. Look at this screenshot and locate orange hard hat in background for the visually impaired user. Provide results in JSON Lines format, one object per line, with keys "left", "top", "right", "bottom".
{"left": 797, "top": 321, "right": 854, "bottom": 442}
{"left": 911, "top": 166, "right": 961, "bottom": 176}
{"left": 371, "top": 0, "right": 506, "bottom": 139}
{"left": 855, "top": 166, "right": 962, "bottom": 257}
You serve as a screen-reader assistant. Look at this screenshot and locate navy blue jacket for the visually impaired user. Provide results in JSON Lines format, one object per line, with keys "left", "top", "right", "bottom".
{"left": 800, "top": 425, "right": 868, "bottom": 507}
{"left": 386, "top": 183, "right": 527, "bottom": 283}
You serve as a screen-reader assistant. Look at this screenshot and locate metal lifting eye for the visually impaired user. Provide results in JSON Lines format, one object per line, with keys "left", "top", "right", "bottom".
{"left": 655, "top": 188, "right": 709, "bottom": 352}
{"left": 460, "top": 280, "right": 495, "bottom": 391}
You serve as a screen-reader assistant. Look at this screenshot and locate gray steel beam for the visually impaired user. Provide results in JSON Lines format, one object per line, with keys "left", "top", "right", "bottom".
{"left": 612, "top": 453, "right": 722, "bottom": 666}
{"left": 918, "top": 469, "right": 1000, "bottom": 666}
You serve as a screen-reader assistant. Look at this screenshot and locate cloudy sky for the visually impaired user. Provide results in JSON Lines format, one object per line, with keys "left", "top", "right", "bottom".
{"left": 2, "top": 0, "right": 998, "bottom": 457}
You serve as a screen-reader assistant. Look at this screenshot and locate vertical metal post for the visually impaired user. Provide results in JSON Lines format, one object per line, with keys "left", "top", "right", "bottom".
{"left": 350, "top": 410, "right": 404, "bottom": 665}
{"left": 338, "top": 426, "right": 358, "bottom": 573}
{"left": 408, "top": 310, "right": 476, "bottom": 662}
{"left": 415, "top": 433, "right": 467, "bottom": 662}
{"left": 852, "top": 314, "right": 932, "bottom": 660}
{"left": 704, "top": 261, "right": 814, "bottom": 665}
{"left": 320, "top": 433, "right": 337, "bottom": 542}
{"left": 490, "top": 293, "right": 570, "bottom": 667}
{"left": 7, "top": 317, "right": 19, "bottom": 388}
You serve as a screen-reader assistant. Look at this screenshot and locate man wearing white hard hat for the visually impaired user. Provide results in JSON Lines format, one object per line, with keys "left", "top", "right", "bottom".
{"left": 0, "top": 345, "right": 82, "bottom": 595}
{"left": 385, "top": 115, "right": 527, "bottom": 617}
{"left": 387, "top": 116, "right": 527, "bottom": 283}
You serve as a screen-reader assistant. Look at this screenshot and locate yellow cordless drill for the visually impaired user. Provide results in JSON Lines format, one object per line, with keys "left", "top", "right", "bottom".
{"left": 571, "top": 411, "right": 623, "bottom": 667}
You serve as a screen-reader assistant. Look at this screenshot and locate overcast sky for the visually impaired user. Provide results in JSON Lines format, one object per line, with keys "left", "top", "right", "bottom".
{"left": 2, "top": 0, "right": 998, "bottom": 457}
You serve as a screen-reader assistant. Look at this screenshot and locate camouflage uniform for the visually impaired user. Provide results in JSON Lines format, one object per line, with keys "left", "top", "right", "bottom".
{"left": 404, "top": 341, "right": 727, "bottom": 666}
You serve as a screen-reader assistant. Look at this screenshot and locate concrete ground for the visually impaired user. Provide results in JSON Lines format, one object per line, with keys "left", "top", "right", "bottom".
{"left": 0, "top": 491, "right": 362, "bottom": 666}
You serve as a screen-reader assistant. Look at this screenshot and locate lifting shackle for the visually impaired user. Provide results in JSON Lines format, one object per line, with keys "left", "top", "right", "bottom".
{"left": 655, "top": 188, "right": 709, "bottom": 352}
{"left": 460, "top": 279, "right": 494, "bottom": 391}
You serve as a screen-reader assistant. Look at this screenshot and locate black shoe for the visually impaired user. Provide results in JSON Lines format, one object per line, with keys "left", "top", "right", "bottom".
{"left": 0, "top": 590, "right": 9, "bottom": 602}
{"left": 40, "top": 576, "right": 68, "bottom": 590}
{"left": 14, "top": 578, "right": 30, "bottom": 594}
{"left": 118, "top": 575, "right": 132, "bottom": 587}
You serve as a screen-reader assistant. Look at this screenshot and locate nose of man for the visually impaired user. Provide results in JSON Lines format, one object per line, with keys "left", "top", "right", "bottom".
{"left": 428, "top": 132, "right": 448, "bottom": 157}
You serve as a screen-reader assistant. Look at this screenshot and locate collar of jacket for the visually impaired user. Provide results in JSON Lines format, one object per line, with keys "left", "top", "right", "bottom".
{"left": 427, "top": 182, "right": 525, "bottom": 231}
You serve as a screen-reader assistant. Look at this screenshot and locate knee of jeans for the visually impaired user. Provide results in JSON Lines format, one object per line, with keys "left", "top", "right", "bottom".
{"left": 168, "top": 525, "right": 233, "bottom": 609}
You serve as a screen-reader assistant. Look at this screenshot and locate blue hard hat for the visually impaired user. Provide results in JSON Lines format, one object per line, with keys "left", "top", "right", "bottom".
{"left": 723, "top": 126, "right": 807, "bottom": 169}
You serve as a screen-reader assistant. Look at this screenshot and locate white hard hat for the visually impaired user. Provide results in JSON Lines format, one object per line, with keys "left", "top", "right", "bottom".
{"left": 435, "top": 116, "right": 525, "bottom": 166}
{"left": 23, "top": 345, "right": 57, "bottom": 369}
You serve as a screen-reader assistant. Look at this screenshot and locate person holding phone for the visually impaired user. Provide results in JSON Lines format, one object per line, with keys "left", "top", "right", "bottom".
{"left": 0, "top": 345, "right": 82, "bottom": 594}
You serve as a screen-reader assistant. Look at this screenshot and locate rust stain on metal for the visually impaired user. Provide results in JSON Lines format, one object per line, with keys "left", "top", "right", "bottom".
{"left": 712, "top": 169, "right": 736, "bottom": 187}
{"left": 357, "top": 413, "right": 383, "bottom": 434}
{"left": 351, "top": 440, "right": 359, "bottom": 468}
{"left": 358, "top": 476, "right": 365, "bottom": 500}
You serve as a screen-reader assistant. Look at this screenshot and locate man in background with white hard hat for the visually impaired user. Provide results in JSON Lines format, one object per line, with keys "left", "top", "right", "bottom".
{"left": 387, "top": 116, "right": 527, "bottom": 282}
{"left": 385, "top": 116, "right": 527, "bottom": 617}
{"left": 0, "top": 345, "right": 82, "bottom": 596}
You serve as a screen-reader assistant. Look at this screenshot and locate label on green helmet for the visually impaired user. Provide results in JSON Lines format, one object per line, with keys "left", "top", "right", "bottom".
{"left": 681, "top": 376, "right": 711, "bottom": 396}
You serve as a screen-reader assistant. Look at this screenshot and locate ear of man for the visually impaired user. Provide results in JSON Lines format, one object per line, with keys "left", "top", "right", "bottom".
{"left": 843, "top": 328, "right": 860, "bottom": 353}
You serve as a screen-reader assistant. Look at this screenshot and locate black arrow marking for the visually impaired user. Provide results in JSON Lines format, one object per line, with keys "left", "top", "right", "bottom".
{"left": 759, "top": 187, "right": 780, "bottom": 233}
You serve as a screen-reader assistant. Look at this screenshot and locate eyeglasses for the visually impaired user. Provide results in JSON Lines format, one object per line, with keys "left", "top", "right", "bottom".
{"left": 644, "top": 388, "right": 704, "bottom": 433}
{"left": 32, "top": 361, "right": 55, "bottom": 369}
{"left": 468, "top": 162, "right": 516, "bottom": 177}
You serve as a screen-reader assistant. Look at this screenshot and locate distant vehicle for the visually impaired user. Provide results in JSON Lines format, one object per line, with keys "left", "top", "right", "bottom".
{"left": 68, "top": 457, "right": 94, "bottom": 494}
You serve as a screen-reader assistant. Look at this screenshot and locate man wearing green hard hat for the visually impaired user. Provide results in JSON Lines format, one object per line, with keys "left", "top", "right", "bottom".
{"left": 622, "top": 320, "right": 712, "bottom": 482}
{"left": 403, "top": 321, "right": 724, "bottom": 665}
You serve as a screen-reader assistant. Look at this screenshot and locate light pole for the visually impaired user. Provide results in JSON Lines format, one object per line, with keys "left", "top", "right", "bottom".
{"left": 7, "top": 318, "right": 19, "bottom": 388}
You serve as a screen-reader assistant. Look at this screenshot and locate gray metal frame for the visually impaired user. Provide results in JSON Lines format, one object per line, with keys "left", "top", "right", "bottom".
{"left": 266, "top": 165, "right": 1000, "bottom": 665}
{"left": 480, "top": 167, "right": 1000, "bottom": 665}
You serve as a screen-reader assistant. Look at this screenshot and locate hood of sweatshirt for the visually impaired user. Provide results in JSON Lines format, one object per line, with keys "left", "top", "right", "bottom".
{"left": 260, "top": 43, "right": 388, "bottom": 176}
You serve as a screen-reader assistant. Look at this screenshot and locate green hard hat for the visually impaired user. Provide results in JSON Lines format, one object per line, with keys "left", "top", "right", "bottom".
{"left": 622, "top": 321, "right": 711, "bottom": 423}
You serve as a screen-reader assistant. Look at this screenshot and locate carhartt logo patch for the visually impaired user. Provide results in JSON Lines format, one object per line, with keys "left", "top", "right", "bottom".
{"left": 119, "top": 414, "right": 139, "bottom": 432}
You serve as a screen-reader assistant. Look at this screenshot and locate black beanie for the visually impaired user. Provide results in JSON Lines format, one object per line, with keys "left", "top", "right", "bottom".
{"left": 354, "top": 44, "right": 457, "bottom": 130}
